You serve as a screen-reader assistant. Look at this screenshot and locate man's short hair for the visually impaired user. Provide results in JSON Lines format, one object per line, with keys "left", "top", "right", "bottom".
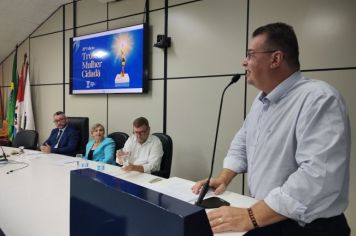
{"left": 133, "top": 117, "right": 149, "bottom": 128}
{"left": 53, "top": 111, "right": 65, "bottom": 117}
{"left": 253, "top": 22, "right": 300, "bottom": 70}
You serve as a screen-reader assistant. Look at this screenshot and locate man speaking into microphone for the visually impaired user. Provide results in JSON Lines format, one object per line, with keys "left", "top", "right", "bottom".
{"left": 192, "top": 22, "right": 350, "bottom": 235}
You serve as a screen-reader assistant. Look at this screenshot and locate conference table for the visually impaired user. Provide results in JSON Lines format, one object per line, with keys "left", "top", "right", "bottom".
{"left": 0, "top": 147, "right": 257, "bottom": 236}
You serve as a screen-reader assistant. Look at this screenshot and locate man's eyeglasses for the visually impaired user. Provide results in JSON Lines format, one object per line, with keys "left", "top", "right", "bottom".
{"left": 53, "top": 117, "right": 66, "bottom": 123}
{"left": 134, "top": 129, "right": 148, "bottom": 135}
{"left": 245, "top": 50, "right": 277, "bottom": 60}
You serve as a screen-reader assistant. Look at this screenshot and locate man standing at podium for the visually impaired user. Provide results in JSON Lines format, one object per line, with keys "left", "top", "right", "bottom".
{"left": 192, "top": 22, "right": 350, "bottom": 235}
{"left": 40, "top": 111, "right": 79, "bottom": 156}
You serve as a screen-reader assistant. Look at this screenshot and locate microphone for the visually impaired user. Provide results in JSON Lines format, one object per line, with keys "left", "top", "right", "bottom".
{"left": 195, "top": 74, "right": 241, "bottom": 208}
{"left": 6, "top": 162, "right": 30, "bottom": 174}
{"left": 0, "top": 145, "right": 8, "bottom": 164}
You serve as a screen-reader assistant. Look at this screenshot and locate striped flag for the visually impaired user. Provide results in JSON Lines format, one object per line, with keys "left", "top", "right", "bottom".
{"left": 21, "top": 63, "right": 35, "bottom": 130}
{"left": 0, "top": 72, "right": 4, "bottom": 128}
{"left": 14, "top": 54, "right": 27, "bottom": 133}
{"left": 6, "top": 50, "right": 18, "bottom": 141}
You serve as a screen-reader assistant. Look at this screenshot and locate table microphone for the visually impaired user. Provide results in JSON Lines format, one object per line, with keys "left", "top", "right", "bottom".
{"left": 0, "top": 145, "right": 8, "bottom": 164}
{"left": 195, "top": 74, "right": 241, "bottom": 208}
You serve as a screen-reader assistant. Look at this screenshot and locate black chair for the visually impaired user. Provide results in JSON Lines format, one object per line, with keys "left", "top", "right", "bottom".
{"left": 108, "top": 132, "right": 129, "bottom": 165}
{"left": 108, "top": 131, "right": 129, "bottom": 152}
{"left": 0, "top": 227, "right": 5, "bottom": 236}
{"left": 151, "top": 133, "right": 173, "bottom": 179}
{"left": 12, "top": 130, "right": 38, "bottom": 150}
{"left": 67, "top": 117, "right": 89, "bottom": 155}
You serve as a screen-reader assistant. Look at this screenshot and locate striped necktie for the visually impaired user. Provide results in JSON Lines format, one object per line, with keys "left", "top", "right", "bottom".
{"left": 56, "top": 129, "right": 63, "bottom": 145}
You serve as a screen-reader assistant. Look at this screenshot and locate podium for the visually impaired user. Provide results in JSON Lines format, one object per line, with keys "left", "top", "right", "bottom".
{"left": 70, "top": 169, "right": 213, "bottom": 236}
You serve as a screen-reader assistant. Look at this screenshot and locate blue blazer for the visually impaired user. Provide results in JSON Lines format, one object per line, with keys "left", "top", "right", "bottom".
{"left": 44, "top": 125, "right": 79, "bottom": 156}
{"left": 84, "top": 137, "right": 115, "bottom": 165}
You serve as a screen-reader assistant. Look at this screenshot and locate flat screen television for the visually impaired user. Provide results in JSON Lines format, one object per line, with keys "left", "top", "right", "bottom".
{"left": 70, "top": 24, "right": 148, "bottom": 94}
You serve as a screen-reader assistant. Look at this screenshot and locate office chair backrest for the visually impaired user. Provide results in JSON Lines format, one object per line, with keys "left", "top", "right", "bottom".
{"left": 151, "top": 133, "right": 173, "bottom": 179}
{"left": 67, "top": 117, "right": 89, "bottom": 155}
{"left": 0, "top": 227, "right": 5, "bottom": 236}
{"left": 108, "top": 132, "right": 129, "bottom": 151}
{"left": 12, "top": 130, "right": 39, "bottom": 150}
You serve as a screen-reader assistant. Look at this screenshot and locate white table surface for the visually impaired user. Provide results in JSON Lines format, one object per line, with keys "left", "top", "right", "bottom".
{"left": 0, "top": 147, "right": 256, "bottom": 236}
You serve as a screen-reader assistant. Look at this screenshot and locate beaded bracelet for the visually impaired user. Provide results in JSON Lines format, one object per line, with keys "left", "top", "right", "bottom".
{"left": 247, "top": 208, "right": 259, "bottom": 228}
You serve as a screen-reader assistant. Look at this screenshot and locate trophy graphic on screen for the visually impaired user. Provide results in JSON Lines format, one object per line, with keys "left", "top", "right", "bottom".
{"left": 113, "top": 33, "right": 133, "bottom": 87}
{"left": 120, "top": 48, "right": 126, "bottom": 77}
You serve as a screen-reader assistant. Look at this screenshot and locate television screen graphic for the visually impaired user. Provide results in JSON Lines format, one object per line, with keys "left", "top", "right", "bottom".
{"left": 70, "top": 24, "right": 147, "bottom": 94}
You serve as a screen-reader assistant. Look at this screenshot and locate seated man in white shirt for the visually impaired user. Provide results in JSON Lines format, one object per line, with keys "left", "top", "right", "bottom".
{"left": 116, "top": 117, "right": 163, "bottom": 173}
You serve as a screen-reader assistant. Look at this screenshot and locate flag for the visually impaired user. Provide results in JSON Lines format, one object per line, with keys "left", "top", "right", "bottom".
{"left": 6, "top": 50, "right": 18, "bottom": 141}
{"left": 15, "top": 54, "right": 27, "bottom": 133}
{"left": 21, "top": 63, "right": 35, "bottom": 130}
{"left": 0, "top": 74, "right": 4, "bottom": 128}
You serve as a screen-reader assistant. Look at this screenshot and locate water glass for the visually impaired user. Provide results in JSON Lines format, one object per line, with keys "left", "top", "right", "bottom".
{"left": 96, "top": 164, "right": 105, "bottom": 171}
{"left": 77, "top": 159, "right": 89, "bottom": 168}
{"left": 75, "top": 153, "right": 83, "bottom": 159}
{"left": 122, "top": 152, "right": 130, "bottom": 166}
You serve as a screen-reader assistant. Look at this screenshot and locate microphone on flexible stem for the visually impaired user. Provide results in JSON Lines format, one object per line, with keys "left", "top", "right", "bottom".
{"left": 0, "top": 145, "right": 9, "bottom": 164}
{"left": 195, "top": 74, "right": 241, "bottom": 208}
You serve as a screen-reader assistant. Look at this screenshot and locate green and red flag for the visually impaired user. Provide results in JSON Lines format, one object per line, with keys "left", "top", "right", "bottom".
{"left": 6, "top": 50, "right": 18, "bottom": 141}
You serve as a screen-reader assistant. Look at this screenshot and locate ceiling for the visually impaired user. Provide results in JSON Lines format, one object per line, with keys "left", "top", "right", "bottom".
{"left": 0, "top": 0, "right": 73, "bottom": 63}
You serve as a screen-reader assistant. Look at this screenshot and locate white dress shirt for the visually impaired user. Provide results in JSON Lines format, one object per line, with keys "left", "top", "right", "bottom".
{"left": 224, "top": 71, "right": 350, "bottom": 224}
{"left": 123, "top": 134, "right": 164, "bottom": 173}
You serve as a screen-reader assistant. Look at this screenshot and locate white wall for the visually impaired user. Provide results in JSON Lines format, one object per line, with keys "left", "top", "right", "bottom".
{"left": 1, "top": 0, "right": 355, "bottom": 233}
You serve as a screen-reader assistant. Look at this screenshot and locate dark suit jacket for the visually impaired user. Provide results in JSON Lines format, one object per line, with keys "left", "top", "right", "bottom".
{"left": 43, "top": 125, "right": 79, "bottom": 156}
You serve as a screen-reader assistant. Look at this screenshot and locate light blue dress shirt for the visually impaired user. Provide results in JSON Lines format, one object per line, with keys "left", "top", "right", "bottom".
{"left": 224, "top": 71, "right": 350, "bottom": 224}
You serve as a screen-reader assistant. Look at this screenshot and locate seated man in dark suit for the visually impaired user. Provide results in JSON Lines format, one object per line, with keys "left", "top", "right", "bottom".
{"left": 40, "top": 111, "right": 79, "bottom": 156}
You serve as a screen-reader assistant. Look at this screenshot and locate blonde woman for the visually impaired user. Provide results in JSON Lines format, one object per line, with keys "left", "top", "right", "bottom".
{"left": 84, "top": 123, "right": 115, "bottom": 164}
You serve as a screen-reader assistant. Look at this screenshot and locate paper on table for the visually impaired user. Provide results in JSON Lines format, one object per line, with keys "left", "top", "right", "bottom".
{"left": 149, "top": 177, "right": 214, "bottom": 203}
{"left": 13, "top": 152, "right": 46, "bottom": 161}
{"left": 54, "top": 159, "right": 80, "bottom": 167}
